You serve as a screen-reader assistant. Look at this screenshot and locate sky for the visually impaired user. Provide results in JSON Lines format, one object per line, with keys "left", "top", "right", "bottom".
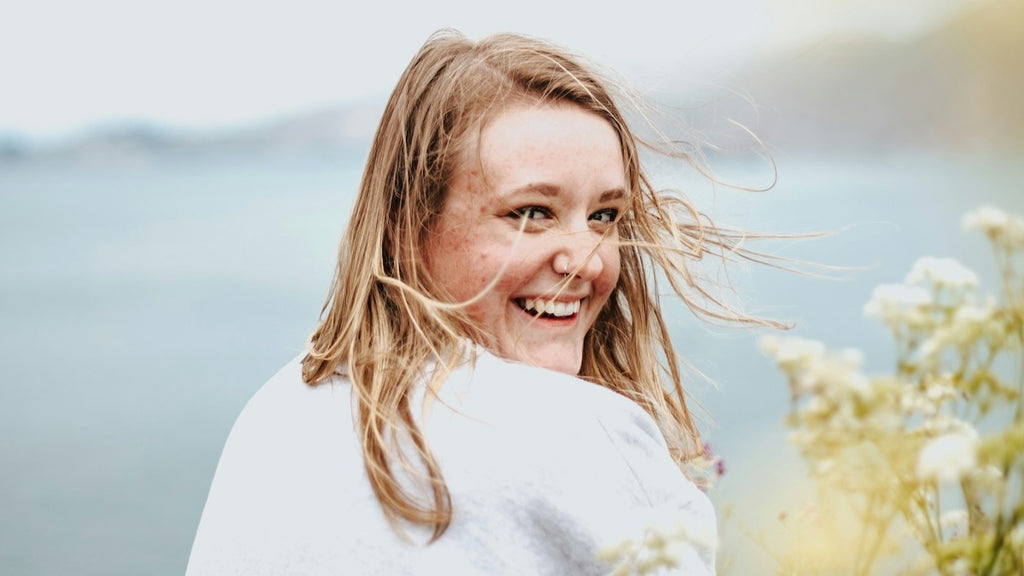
{"left": 0, "top": 0, "right": 991, "bottom": 140}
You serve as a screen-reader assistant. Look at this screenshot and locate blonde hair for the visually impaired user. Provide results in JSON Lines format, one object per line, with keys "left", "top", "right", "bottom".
{"left": 303, "top": 30, "right": 781, "bottom": 541}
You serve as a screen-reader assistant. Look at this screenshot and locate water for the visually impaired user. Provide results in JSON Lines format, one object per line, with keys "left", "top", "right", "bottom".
{"left": 1, "top": 150, "right": 359, "bottom": 575}
{"left": 1, "top": 148, "right": 1021, "bottom": 575}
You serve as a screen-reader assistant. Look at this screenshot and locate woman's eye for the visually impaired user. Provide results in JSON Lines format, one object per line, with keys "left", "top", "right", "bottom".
{"left": 510, "top": 206, "right": 551, "bottom": 221}
{"left": 590, "top": 209, "right": 618, "bottom": 225}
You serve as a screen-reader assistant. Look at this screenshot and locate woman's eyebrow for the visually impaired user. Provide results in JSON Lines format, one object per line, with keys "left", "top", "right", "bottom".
{"left": 501, "top": 184, "right": 626, "bottom": 202}
{"left": 600, "top": 188, "right": 626, "bottom": 203}
{"left": 502, "top": 183, "right": 561, "bottom": 198}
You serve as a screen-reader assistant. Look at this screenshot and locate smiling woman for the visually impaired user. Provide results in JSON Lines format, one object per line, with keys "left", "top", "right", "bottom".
{"left": 185, "top": 30, "right": 780, "bottom": 575}
{"left": 424, "top": 103, "right": 624, "bottom": 375}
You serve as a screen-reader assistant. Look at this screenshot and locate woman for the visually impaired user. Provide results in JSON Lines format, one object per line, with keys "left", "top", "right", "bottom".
{"left": 187, "top": 30, "right": 775, "bottom": 575}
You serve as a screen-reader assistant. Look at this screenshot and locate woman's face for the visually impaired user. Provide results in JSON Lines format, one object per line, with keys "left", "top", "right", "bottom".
{"left": 424, "top": 102, "right": 625, "bottom": 375}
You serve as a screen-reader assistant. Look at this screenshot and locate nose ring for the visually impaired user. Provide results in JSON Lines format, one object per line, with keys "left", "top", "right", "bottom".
{"left": 555, "top": 253, "right": 573, "bottom": 277}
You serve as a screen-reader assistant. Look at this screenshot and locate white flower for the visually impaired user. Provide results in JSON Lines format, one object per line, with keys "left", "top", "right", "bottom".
{"left": 900, "top": 388, "right": 933, "bottom": 415}
{"left": 905, "top": 257, "right": 978, "bottom": 289}
{"left": 916, "top": 431, "right": 979, "bottom": 483}
{"left": 917, "top": 302, "right": 996, "bottom": 359}
{"left": 916, "top": 336, "right": 942, "bottom": 362}
{"left": 865, "top": 284, "right": 933, "bottom": 311}
{"left": 816, "top": 350, "right": 871, "bottom": 397}
{"left": 969, "top": 465, "right": 1004, "bottom": 491}
{"left": 758, "top": 335, "right": 825, "bottom": 370}
{"left": 924, "top": 380, "right": 956, "bottom": 404}
{"left": 948, "top": 302, "right": 995, "bottom": 342}
{"left": 949, "top": 558, "right": 972, "bottom": 576}
{"left": 900, "top": 378, "right": 955, "bottom": 417}
{"left": 599, "top": 512, "right": 717, "bottom": 575}
{"left": 863, "top": 283, "right": 933, "bottom": 328}
{"left": 963, "top": 205, "right": 1010, "bottom": 231}
{"left": 762, "top": 336, "right": 872, "bottom": 399}
{"left": 940, "top": 510, "right": 969, "bottom": 539}
{"left": 962, "top": 205, "right": 1024, "bottom": 248}
{"left": 1008, "top": 524, "right": 1024, "bottom": 548}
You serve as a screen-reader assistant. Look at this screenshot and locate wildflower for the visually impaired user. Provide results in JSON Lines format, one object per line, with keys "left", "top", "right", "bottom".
{"left": 758, "top": 335, "right": 825, "bottom": 370}
{"left": 920, "top": 416, "right": 979, "bottom": 439}
{"left": 863, "top": 283, "right": 933, "bottom": 329}
{"left": 916, "top": 430, "right": 979, "bottom": 483}
{"left": 900, "top": 387, "right": 934, "bottom": 416}
{"left": 948, "top": 558, "right": 972, "bottom": 576}
{"left": 787, "top": 427, "right": 819, "bottom": 450}
{"left": 917, "top": 302, "right": 996, "bottom": 360}
{"left": 923, "top": 378, "right": 956, "bottom": 404}
{"left": 693, "top": 443, "right": 726, "bottom": 489}
{"left": 765, "top": 206, "right": 1024, "bottom": 576}
{"left": 947, "top": 302, "right": 995, "bottom": 342}
{"left": 970, "top": 465, "right": 1003, "bottom": 489}
{"left": 598, "top": 512, "right": 717, "bottom": 575}
{"left": 962, "top": 205, "right": 1024, "bottom": 248}
{"left": 900, "top": 378, "right": 955, "bottom": 417}
{"left": 818, "top": 353, "right": 871, "bottom": 397}
{"left": 1008, "top": 524, "right": 1024, "bottom": 548}
{"left": 905, "top": 256, "right": 978, "bottom": 290}
{"left": 940, "top": 510, "right": 969, "bottom": 539}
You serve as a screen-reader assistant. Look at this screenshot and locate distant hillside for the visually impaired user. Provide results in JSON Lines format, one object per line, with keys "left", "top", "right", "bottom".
{"left": 5, "top": 102, "right": 382, "bottom": 161}
{"left": 723, "top": 0, "right": 1024, "bottom": 151}
{"left": 221, "top": 104, "right": 381, "bottom": 154}
{"left": 9, "top": 0, "right": 1020, "bottom": 160}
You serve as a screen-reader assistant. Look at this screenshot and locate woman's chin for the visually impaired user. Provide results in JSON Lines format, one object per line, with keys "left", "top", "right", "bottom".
{"left": 500, "top": 342, "right": 583, "bottom": 376}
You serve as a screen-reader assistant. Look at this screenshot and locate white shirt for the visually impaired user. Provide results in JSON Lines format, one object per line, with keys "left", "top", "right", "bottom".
{"left": 186, "top": 348, "right": 716, "bottom": 575}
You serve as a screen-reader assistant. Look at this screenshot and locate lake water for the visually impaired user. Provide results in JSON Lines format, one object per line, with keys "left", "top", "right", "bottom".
{"left": 1, "top": 148, "right": 1021, "bottom": 575}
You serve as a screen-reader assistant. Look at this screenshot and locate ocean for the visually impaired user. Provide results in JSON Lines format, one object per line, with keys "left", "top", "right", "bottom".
{"left": 1, "top": 148, "right": 1021, "bottom": 575}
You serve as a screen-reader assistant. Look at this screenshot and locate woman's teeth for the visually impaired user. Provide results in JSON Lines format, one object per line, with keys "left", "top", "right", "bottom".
{"left": 519, "top": 298, "right": 581, "bottom": 317}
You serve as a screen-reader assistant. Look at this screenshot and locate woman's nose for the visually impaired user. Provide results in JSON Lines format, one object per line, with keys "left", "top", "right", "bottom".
{"left": 553, "top": 230, "right": 605, "bottom": 281}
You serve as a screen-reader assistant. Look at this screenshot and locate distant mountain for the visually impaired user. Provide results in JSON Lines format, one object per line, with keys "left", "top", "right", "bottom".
{"left": 216, "top": 104, "right": 381, "bottom": 154}
{"left": 12, "top": 102, "right": 383, "bottom": 161}
{"left": 721, "top": 0, "right": 1024, "bottom": 151}
{"left": 11, "top": 0, "right": 1021, "bottom": 160}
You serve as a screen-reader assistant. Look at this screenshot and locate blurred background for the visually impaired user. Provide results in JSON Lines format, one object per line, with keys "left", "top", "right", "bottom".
{"left": 1, "top": 0, "right": 1021, "bottom": 574}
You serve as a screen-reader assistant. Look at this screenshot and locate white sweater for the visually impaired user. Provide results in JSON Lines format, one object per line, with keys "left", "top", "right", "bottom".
{"left": 186, "top": 348, "right": 716, "bottom": 575}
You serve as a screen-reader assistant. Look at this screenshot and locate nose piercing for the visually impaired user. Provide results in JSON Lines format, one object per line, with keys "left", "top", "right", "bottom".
{"left": 563, "top": 262, "right": 570, "bottom": 277}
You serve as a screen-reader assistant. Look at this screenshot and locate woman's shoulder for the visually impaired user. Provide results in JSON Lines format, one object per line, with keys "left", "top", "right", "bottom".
{"left": 453, "top": 348, "right": 663, "bottom": 439}
{"left": 434, "top": 349, "right": 717, "bottom": 573}
{"left": 438, "top": 349, "right": 681, "bottom": 488}
{"left": 226, "top": 354, "right": 354, "bottom": 443}
{"left": 242, "top": 353, "right": 350, "bottom": 410}
{"left": 198, "top": 354, "right": 363, "bottom": 511}
{"left": 206, "top": 353, "right": 358, "bottom": 476}
{"left": 186, "top": 356, "right": 371, "bottom": 575}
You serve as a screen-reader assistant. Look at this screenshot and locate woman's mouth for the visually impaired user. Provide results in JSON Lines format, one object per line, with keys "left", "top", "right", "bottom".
{"left": 516, "top": 297, "right": 581, "bottom": 319}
